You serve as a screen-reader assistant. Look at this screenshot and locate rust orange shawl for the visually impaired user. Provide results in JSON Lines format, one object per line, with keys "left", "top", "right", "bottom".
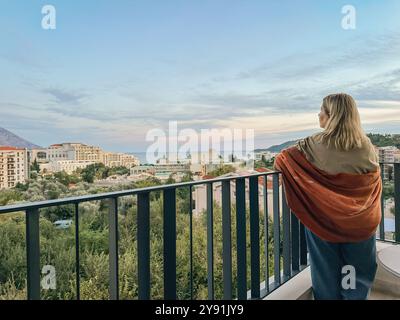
{"left": 274, "top": 146, "right": 382, "bottom": 243}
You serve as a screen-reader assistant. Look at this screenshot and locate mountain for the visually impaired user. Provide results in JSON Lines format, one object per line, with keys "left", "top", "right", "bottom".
{"left": 255, "top": 133, "right": 400, "bottom": 153}
{"left": 255, "top": 139, "right": 300, "bottom": 153}
{"left": 0, "top": 127, "right": 41, "bottom": 149}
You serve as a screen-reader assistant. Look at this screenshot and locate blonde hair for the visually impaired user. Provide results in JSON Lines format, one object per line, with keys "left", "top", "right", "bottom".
{"left": 317, "top": 93, "right": 367, "bottom": 151}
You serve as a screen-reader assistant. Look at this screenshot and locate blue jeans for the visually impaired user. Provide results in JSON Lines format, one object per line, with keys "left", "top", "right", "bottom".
{"left": 304, "top": 227, "right": 377, "bottom": 300}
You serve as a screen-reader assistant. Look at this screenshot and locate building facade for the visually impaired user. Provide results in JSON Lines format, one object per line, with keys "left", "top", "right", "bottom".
{"left": 0, "top": 147, "right": 29, "bottom": 189}
{"left": 102, "top": 152, "right": 139, "bottom": 168}
{"left": 40, "top": 143, "right": 140, "bottom": 174}
{"left": 28, "top": 148, "right": 48, "bottom": 165}
{"left": 377, "top": 146, "right": 398, "bottom": 180}
{"left": 40, "top": 160, "right": 96, "bottom": 174}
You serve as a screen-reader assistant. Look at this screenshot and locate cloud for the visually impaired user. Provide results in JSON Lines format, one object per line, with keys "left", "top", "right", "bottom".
{"left": 234, "top": 32, "right": 400, "bottom": 82}
{"left": 42, "top": 88, "right": 88, "bottom": 104}
{"left": 189, "top": 31, "right": 400, "bottom": 118}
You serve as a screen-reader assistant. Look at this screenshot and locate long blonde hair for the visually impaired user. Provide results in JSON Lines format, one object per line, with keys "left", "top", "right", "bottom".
{"left": 317, "top": 93, "right": 367, "bottom": 151}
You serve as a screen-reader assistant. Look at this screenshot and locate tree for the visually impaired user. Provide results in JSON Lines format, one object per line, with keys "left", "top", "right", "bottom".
{"left": 30, "top": 159, "right": 40, "bottom": 173}
{"left": 208, "top": 165, "right": 236, "bottom": 177}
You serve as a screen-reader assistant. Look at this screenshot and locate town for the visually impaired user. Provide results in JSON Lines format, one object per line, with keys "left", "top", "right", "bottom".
{"left": 1, "top": 130, "right": 399, "bottom": 222}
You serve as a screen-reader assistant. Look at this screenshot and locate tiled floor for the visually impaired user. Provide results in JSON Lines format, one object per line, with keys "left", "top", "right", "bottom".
{"left": 369, "top": 290, "right": 400, "bottom": 300}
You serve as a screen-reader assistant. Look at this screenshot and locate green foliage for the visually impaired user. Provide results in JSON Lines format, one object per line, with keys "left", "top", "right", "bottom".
{"left": 30, "top": 159, "right": 40, "bottom": 173}
{"left": 78, "top": 163, "right": 130, "bottom": 183}
{"left": 255, "top": 156, "right": 275, "bottom": 170}
{"left": 0, "top": 189, "right": 23, "bottom": 206}
{"left": 53, "top": 171, "right": 81, "bottom": 186}
{"left": 207, "top": 165, "right": 236, "bottom": 177}
{"left": 0, "top": 194, "right": 276, "bottom": 300}
{"left": 367, "top": 133, "right": 400, "bottom": 148}
{"left": 382, "top": 181, "right": 394, "bottom": 200}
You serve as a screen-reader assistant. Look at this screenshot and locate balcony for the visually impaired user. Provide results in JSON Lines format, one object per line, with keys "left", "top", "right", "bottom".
{"left": 0, "top": 163, "right": 398, "bottom": 300}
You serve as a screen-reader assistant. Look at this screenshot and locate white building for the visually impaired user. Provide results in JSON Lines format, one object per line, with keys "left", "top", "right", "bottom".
{"left": 130, "top": 163, "right": 190, "bottom": 182}
{"left": 40, "top": 160, "right": 96, "bottom": 174}
{"left": 255, "top": 151, "right": 276, "bottom": 162}
{"left": 46, "top": 143, "right": 103, "bottom": 162}
{"left": 28, "top": 148, "right": 48, "bottom": 164}
{"left": 130, "top": 165, "right": 156, "bottom": 175}
{"left": 46, "top": 144, "right": 73, "bottom": 161}
{"left": 0, "top": 146, "right": 29, "bottom": 189}
{"left": 41, "top": 143, "right": 140, "bottom": 174}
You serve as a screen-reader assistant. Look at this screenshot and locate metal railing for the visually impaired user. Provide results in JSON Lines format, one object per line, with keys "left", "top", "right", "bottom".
{"left": 0, "top": 163, "right": 399, "bottom": 300}
{"left": 378, "top": 162, "right": 400, "bottom": 242}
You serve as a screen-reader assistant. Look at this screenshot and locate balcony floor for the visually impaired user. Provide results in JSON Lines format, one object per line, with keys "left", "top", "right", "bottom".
{"left": 369, "top": 290, "right": 399, "bottom": 300}
{"left": 264, "top": 240, "right": 400, "bottom": 300}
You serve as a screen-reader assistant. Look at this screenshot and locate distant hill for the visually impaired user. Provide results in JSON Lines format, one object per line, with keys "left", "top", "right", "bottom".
{"left": 0, "top": 127, "right": 41, "bottom": 149}
{"left": 255, "top": 139, "right": 300, "bottom": 153}
{"left": 255, "top": 133, "right": 400, "bottom": 153}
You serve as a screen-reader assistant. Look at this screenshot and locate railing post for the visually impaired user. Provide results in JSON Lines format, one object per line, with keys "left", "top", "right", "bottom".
{"left": 282, "top": 185, "right": 291, "bottom": 281}
{"left": 189, "top": 185, "right": 194, "bottom": 300}
{"left": 235, "top": 178, "right": 247, "bottom": 300}
{"left": 206, "top": 183, "right": 214, "bottom": 300}
{"left": 221, "top": 180, "right": 232, "bottom": 299}
{"left": 290, "top": 212, "right": 300, "bottom": 272}
{"left": 163, "top": 188, "right": 176, "bottom": 300}
{"left": 379, "top": 163, "right": 385, "bottom": 240}
{"left": 26, "top": 208, "right": 40, "bottom": 300}
{"left": 249, "top": 176, "right": 260, "bottom": 299}
{"left": 108, "top": 197, "right": 119, "bottom": 300}
{"left": 74, "top": 203, "right": 80, "bottom": 300}
{"left": 299, "top": 223, "right": 308, "bottom": 267}
{"left": 137, "top": 192, "right": 150, "bottom": 300}
{"left": 263, "top": 175, "right": 269, "bottom": 293}
{"left": 272, "top": 173, "right": 281, "bottom": 286}
{"left": 394, "top": 163, "right": 400, "bottom": 242}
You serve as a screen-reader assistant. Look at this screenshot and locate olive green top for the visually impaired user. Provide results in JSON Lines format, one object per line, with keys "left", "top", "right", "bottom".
{"left": 295, "top": 132, "right": 379, "bottom": 174}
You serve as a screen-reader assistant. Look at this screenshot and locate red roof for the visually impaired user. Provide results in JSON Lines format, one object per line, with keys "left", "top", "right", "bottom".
{"left": 0, "top": 146, "right": 23, "bottom": 151}
{"left": 257, "top": 172, "right": 282, "bottom": 189}
{"left": 202, "top": 175, "right": 215, "bottom": 180}
{"left": 255, "top": 167, "right": 273, "bottom": 173}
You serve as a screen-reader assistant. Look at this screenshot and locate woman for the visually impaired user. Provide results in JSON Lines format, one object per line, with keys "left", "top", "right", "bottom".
{"left": 274, "top": 93, "right": 382, "bottom": 300}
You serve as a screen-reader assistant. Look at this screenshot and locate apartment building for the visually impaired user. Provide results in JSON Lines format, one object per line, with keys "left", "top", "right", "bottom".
{"left": 102, "top": 152, "right": 139, "bottom": 168}
{"left": 65, "top": 143, "right": 103, "bottom": 162}
{"left": 46, "top": 143, "right": 103, "bottom": 162}
{"left": 39, "top": 143, "right": 140, "bottom": 174}
{"left": 46, "top": 144, "right": 73, "bottom": 161}
{"left": 0, "top": 146, "right": 29, "bottom": 189}
{"left": 377, "top": 146, "right": 398, "bottom": 180}
{"left": 28, "top": 148, "right": 48, "bottom": 164}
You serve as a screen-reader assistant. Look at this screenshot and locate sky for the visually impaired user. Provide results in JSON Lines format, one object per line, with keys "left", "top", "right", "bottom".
{"left": 0, "top": 0, "right": 400, "bottom": 153}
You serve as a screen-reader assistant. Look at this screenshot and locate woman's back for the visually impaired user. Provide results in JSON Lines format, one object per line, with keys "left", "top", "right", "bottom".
{"left": 295, "top": 132, "right": 379, "bottom": 175}
{"left": 275, "top": 93, "right": 382, "bottom": 299}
